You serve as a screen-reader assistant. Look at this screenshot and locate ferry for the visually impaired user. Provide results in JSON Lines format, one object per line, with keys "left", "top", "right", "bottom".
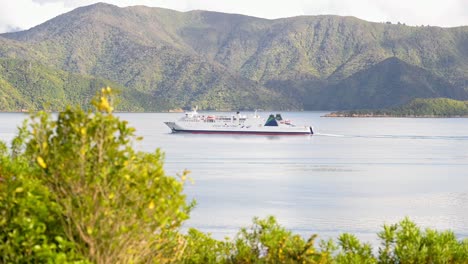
{"left": 164, "top": 108, "right": 313, "bottom": 135}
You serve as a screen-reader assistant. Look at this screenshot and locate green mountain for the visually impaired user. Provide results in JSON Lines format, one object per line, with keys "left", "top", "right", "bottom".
{"left": 326, "top": 98, "right": 468, "bottom": 117}
{"left": 0, "top": 58, "right": 157, "bottom": 112}
{"left": 310, "top": 57, "right": 467, "bottom": 110}
{"left": 0, "top": 3, "right": 467, "bottom": 111}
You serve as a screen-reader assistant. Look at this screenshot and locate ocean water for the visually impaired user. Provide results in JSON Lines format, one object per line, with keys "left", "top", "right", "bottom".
{"left": 1, "top": 112, "right": 468, "bottom": 245}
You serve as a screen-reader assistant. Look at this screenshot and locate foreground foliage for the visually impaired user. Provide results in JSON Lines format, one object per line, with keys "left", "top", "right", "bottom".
{"left": 182, "top": 217, "right": 468, "bottom": 264}
{"left": 1, "top": 89, "right": 191, "bottom": 263}
{"left": 1, "top": 91, "right": 468, "bottom": 263}
{"left": 0, "top": 142, "right": 85, "bottom": 263}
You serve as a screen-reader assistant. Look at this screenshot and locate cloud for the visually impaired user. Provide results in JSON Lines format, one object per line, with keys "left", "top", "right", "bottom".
{"left": 0, "top": 0, "right": 71, "bottom": 33}
{"left": 0, "top": 0, "right": 467, "bottom": 33}
{"left": 0, "top": 24, "right": 22, "bottom": 34}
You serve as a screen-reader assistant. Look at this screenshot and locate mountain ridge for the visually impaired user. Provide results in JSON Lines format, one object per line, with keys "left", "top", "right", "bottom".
{"left": 0, "top": 3, "right": 467, "bottom": 111}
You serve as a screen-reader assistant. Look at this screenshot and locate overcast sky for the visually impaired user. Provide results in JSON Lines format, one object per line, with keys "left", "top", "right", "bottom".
{"left": 0, "top": 0, "right": 467, "bottom": 33}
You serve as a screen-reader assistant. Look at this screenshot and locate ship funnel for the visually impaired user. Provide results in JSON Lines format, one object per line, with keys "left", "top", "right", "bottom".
{"left": 264, "top": 114, "right": 279, "bottom": 126}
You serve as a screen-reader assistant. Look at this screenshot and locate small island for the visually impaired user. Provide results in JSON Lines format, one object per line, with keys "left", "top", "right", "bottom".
{"left": 325, "top": 98, "right": 468, "bottom": 118}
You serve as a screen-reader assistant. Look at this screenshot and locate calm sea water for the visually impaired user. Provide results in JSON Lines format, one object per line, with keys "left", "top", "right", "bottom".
{"left": 1, "top": 112, "right": 468, "bottom": 244}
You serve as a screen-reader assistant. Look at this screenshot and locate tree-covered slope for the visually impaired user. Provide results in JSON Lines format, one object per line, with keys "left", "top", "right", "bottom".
{"left": 0, "top": 3, "right": 467, "bottom": 111}
{"left": 310, "top": 57, "right": 467, "bottom": 110}
{"left": 0, "top": 58, "right": 159, "bottom": 111}
{"left": 326, "top": 98, "right": 468, "bottom": 117}
{"left": 0, "top": 57, "right": 290, "bottom": 111}
{"left": 1, "top": 4, "right": 295, "bottom": 111}
{"left": 394, "top": 98, "right": 468, "bottom": 116}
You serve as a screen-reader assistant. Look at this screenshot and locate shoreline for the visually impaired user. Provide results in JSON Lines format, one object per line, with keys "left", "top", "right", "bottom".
{"left": 323, "top": 113, "right": 468, "bottom": 118}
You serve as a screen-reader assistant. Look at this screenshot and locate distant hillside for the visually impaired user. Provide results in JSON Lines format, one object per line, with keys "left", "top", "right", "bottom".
{"left": 326, "top": 98, "right": 468, "bottom": 117}
{"left": 310, "top": 57, "right": 467, "bottom": 110}
{"left": 0, "top": 58, "right": 157, "bottom": 111}
{"left": 0, "top": 3, "right": 467, "bottom": 111}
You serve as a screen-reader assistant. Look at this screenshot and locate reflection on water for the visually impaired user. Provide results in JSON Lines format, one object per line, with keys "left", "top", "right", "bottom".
{"left": 1, "top": 112, "right": 468, "bottom": 245}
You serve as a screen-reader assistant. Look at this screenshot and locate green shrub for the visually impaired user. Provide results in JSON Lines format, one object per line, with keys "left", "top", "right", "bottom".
{"left": 230, "top": 216, "right": 328, "bottom": 264}
{"left": 0, "top": 142, "right": 85, "bottom": 263}
{"left": 378, "top": 218, "right": 468, "bottom": 263}
{"left": 181, "top": 229, "right": 233, "bottom": 264}
{"left": 1, "top": 89, "right": 192, "bottom": 263}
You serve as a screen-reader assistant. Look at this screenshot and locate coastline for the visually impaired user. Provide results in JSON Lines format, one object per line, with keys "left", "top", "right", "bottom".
{"left": 323, "top": 113, "right": 468, "bottom": 118}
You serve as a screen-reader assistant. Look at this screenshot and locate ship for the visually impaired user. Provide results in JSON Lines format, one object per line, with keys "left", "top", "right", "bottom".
{"left": 164, "top": 108, "right": 313, "bottom": 135}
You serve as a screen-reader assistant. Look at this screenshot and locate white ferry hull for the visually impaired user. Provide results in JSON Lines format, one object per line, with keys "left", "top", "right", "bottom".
{"left": 164, "top": 121, "right": 313, "bottom": 135}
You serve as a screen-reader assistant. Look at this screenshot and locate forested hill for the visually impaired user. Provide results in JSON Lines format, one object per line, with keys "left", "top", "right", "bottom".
{"left": 0, "top": 3, "right": 467, "bottom": 111}
{"left": 325, "top": 98, "right": 468, "bottom": 117}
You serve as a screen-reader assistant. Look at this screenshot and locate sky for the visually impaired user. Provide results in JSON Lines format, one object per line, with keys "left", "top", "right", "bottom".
{"left": 0, "top": 0, "right": 467, "bottom": 33}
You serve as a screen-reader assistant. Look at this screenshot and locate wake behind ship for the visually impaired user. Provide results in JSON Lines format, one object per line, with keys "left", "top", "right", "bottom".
{"left": 164, "top": 108, "right": 313, "bottom": 135}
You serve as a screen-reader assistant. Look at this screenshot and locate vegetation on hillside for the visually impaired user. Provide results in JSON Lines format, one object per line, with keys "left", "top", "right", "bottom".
{"left": 310, "top": 57, "right": 467, "bottom": 110}
{"left": 1, "top": 91, "right": 468, "bottom": 263}
{"left": 1, "top": 3, "right": 467, "bottom": 111}
{"left": 0, "top": 58, "right": 159, "bottom": 112}
{"left": 326, "top": 98, "right": 468, "bottom": 117}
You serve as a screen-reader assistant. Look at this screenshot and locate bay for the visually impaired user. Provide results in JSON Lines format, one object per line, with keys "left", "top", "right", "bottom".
{"left": 1, "top": 112, "right": 468, "bottom": 244}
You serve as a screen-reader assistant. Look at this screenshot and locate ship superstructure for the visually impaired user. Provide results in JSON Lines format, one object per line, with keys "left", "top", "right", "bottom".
{"left": 164, "top": 108, "right": 313, "bottom": 135}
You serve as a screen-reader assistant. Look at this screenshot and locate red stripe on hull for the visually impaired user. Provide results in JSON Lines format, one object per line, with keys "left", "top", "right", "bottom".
{"left": 171, "top": 130, "right": 312, "bottom": 135}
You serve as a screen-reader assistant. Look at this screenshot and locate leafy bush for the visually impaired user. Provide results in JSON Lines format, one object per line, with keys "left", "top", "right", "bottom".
{"left": 378, "top": 218, "right": 468, "bottom": 263}
{"left": 335, "top": 233, "right": 376, "bottom": 263}
{"left": 1, "top": 89, "right": 192, "bottom": 263}
{"left": 231, "top": 216, "right": 328, "bottom": 263}
{"left": 0, "top": 142, "right": 85, "bottom": 263}
{"left": 180, "top": 217, "right": 468, "bottom": 264}
{"left": 181, "top": 228, "right": 234, "bottom": 264}
{"left": 181, "top": 216, "right": 330, "bottom": 264}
